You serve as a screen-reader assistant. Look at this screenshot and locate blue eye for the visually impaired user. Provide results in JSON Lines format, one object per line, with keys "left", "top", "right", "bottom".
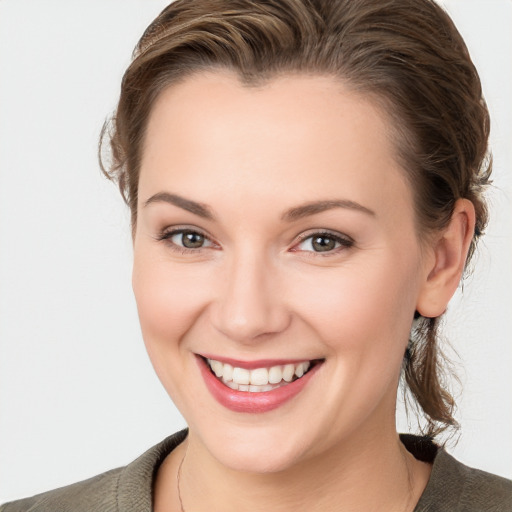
{"left": 296, "top": 232, "right": 353, "bottom": 253}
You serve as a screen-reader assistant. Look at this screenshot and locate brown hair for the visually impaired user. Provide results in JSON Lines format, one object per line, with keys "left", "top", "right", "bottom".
{"left": 100, "top": 0, "right": 491, "bottom": 438}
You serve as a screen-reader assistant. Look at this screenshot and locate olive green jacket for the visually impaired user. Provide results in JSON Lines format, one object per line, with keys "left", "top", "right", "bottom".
{"left": 2, "top": 430, "right": 511, "bottom": 511}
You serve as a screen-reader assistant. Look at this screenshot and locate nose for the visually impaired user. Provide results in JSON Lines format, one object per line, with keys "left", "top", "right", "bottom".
{"left": 210, "top": 249, "right": 291, "bottom": 343}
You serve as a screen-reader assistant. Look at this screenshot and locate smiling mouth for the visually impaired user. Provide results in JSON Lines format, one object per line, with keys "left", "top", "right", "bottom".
{"left": 203, "top": 357, "right": 323, "bottom": 393}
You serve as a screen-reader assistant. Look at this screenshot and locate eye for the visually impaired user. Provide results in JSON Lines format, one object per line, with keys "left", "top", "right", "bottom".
{"left": 158, "top": 228, "right": 215, "bottom": 252}
{"left": 294, "top": 231, "right": 353, "bottom": 254}
{"left": 172, "top": 230, "right": 208, "bottom": 249}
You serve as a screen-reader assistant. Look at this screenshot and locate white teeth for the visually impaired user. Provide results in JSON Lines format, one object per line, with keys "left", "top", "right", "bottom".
{"left": 232, "top": 367, "right": 250, "bottom": 385}
{"left": 209, "top": 359, "right": 223, "bottom": 378}
{"left": 207, "top": 358, "right": 314, "bottom": 391}
{"left": 223, "top": 363, "right": 234, "bottom": 382}
{"left": 250, "top": 368, "right": 269, "bottom": 385}
{"left": 295, "top": 361, "right": 310, "bottom": 378}
{"left": 221, "top": 379, "right": 282, "bottom": 393}
{"left": 268, "top": 365, "right": 283, "bottom": 384}
{"left": 248, "top": 384, "right": 277, "bottom": 392}
{"left": 282, "top": 364, "right": 295, "bottom": 382}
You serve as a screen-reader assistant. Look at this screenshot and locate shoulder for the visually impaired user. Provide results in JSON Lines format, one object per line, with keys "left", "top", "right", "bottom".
{"left": 0, "top": 429, "right": 188, "bottom": 512}
{"left": 0, "top": 468, "right": 122, "bottom": 512}
{"left": 404, "top": 435, "right": 512, "bottom": 512}
{"left": 437, "top": 454, "right": 512, "bottom": 512}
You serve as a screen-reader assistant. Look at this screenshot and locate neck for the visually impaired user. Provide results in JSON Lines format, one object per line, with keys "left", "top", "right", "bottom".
{"left": 170, "top": 425, "right": 430, "bottom": 512}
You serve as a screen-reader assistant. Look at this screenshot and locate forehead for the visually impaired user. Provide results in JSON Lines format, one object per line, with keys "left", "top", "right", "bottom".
{"left": 139, "top": 71, "right": 412, "bottom": 219}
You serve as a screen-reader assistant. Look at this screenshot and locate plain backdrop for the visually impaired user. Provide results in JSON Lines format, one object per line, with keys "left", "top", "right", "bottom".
{"left": 0, "top": 0, "right": 511, "bottom": 502}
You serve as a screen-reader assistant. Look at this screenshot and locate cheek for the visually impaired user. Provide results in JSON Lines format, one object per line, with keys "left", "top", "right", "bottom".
{"left": 285, "top": 255, "right": 420, "bottom": 428}
{"left": 131, "top": 251, "right": 222, "bottom": 415}
{"left": 132, "top": 252, "right": 213, "bottom": 357}
{"left": 289, "top": 254, "right": 418, "bottom": 359}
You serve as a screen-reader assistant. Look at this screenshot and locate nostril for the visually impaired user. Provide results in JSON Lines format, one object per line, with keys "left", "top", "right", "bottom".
{"left": 209, "top": 267, "right": 292, "bottom": 342}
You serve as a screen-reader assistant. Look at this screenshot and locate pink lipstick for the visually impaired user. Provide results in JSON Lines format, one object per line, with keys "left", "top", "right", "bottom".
{"left": 197, "top": 355, "right": 322, "bottom": 413}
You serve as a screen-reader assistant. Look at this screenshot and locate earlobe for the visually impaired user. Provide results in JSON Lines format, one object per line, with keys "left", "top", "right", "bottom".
{"left": 416, "top": 199, "right": 476, "bottom": 318}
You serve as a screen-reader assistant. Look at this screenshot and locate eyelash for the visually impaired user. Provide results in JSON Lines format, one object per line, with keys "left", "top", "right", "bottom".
{"left": 292, "top": 230, "right": 354, "bottom": 256}
{"left": 156, "top": 227, "right": 216, "bottom": 255}
{"left": 156, "top": 227, "right": 354, "bottom": 256}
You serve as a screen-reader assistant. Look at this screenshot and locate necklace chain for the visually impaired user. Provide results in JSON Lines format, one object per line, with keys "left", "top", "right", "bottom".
{"left": 176, "top": 448, "right": 187, "bottom": 512}
{"left": 175, "top": 443, "right": 416, "bottom": 512}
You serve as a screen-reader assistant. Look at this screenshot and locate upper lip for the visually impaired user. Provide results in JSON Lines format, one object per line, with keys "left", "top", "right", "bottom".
{"left": 198, "top": 354, "right": 322, "bottom": 370}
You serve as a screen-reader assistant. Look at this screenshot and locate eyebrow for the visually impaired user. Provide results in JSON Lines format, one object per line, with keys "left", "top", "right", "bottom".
{"left": 281, "top": 199, "right": 376, "bottom": 221}
{"left": 143, "top": 192, "right": 375, "bottom": 222}
{"left": 143, "top": 192, "right": 215, "bottom": 220}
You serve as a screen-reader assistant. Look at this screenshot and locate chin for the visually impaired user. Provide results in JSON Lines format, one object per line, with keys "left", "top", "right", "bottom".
{"left": 211, "top": 443, "right": 304, "bottom": 474}
{"left": 193, "top": 420, "right": 315, "bottom": 474}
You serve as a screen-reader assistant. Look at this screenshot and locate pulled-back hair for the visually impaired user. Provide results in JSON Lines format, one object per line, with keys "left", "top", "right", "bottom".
{"left": 100, "top": 0, "right": 491, "bottom": 438}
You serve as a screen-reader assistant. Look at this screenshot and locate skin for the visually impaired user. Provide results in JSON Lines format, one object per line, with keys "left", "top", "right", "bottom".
{"left": 132, "top": 71, "right": 475, "bottom": 511}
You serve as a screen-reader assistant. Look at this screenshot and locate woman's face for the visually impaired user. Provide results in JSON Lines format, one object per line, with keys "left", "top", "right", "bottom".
{"left": 133, "top": 71, "right": 432, "bottom": 472}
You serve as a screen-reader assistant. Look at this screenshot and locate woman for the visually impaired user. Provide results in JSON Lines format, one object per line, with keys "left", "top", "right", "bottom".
{"left": 2, "top": 0, "right": 511, "bottom": 510}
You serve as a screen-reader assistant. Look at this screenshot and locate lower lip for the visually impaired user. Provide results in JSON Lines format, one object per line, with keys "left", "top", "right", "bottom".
{"left": 197, "top": 356, "right": 322, "bottom": 413}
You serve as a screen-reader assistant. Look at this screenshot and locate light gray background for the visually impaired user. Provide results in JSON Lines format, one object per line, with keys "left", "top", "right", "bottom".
{"left": 0, "top": 0, "right": 510, "bottom": 502}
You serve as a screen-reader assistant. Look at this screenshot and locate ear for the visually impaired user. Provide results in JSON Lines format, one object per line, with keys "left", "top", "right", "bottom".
{"left": 416, "top": 199, "right": 476, "bottom": 318}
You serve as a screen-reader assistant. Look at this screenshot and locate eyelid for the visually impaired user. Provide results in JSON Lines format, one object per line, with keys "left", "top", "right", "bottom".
{"left": 155, "top": 225, "right": 353, "bottom": 256}
{"left": 294, "top": 229, "right": 353, "bottom": 243}
{"left": 291, "top": 229, "right": 354, "bottom": 254}
{"left": 156, "top": 225, "right": 218, "bottom": 253}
